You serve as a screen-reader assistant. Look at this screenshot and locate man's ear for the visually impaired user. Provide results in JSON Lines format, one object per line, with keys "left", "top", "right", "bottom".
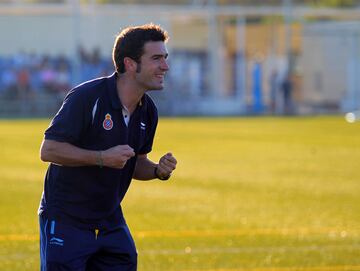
{"left": 124, "top": 57, "right": 137, "bottom": 73}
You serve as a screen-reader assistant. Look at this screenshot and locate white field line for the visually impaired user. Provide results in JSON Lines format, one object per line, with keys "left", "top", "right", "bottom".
{"left": 0, "top": 234, "right": 359, "bottom": 271}
{"left": 0, "top": 228, "right": 358, "bottom": 241}
{"left": 140, "top": 244, "right": 360, "bottom": 255}
{"left": 0, "top": 234, "right": 38, "bottom": 241}
{"left": 134, "top": 228, "right": 358, "bottom": 238}
{"left": 184, "top": 266, "right": 360, "bottom": 271}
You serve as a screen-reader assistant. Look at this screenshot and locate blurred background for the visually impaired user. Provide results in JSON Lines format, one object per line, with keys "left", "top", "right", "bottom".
{"left": 0, "top": 0, "right": 360, "bottom": 117}
{"left": 1, "top": 2, "right": 360, "bottom": 270}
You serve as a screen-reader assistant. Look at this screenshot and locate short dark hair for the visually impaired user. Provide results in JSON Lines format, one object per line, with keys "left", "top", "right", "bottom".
{"left": 112, "top": 23, "right": 169, "bottom": 74}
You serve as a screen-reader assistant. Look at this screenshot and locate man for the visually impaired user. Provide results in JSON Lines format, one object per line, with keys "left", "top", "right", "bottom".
{"left": 38, "top": 23, "right": 177, "bottom": 271}
{"left": 281, "top": 73, "right": 293, "bottom": 115}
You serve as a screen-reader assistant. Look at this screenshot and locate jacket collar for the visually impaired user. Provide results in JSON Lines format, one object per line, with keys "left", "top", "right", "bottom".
{"left": 106, "top": 72, "right": 147, "bottom": 112}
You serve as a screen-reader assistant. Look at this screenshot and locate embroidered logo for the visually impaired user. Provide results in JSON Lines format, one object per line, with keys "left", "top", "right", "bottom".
{"left": 49, "top": 237, "right": 64, "bottom": 246}
{"left": 103, "top": 114, "right": 113, "bottom": 130}
{"left": 140, "top": 122, "right": 146, "bottom": 130}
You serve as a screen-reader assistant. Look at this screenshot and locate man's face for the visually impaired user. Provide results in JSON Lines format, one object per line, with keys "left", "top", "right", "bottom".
{"left": 135, "top": 41, "right": 169, "bottom": 91}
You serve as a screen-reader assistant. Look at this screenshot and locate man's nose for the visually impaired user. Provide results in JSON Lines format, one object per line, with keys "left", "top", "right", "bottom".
{"left": 161, "top": 59, "right": 169, "bottom": 71}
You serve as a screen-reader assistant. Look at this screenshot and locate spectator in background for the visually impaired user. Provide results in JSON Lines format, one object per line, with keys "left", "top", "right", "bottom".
{"left": 28, "top": 53, "right": 44, "bottom": 94}
{"left": 16, "top": 66, "right": 31, "bottom": 99}
{"left": 79, "top": 47, "right": 106, "bottom": 81}
{"left": 0, "top": 48, "right": 114, "bottom": 99}
{"left": 269, "top": 70, "right": 279, "bottom": 114}
{"left": 53, "top": 56, "right": 71, "bottom": 96}
{"left": 252, "top": 59, "right": 264, "bottom": 113}
{"left": 0, "top": 67, "right": 17, "bottom": 98}
{"left": 281, "top": 73, "right": 293, "bottom": 115}
{"left": 39, "top": 56, "right": 57, "bottom": 93}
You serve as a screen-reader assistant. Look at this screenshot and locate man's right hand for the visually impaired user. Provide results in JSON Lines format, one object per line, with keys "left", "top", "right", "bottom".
{"left": 102, "top": 145, "right": 135, "bottom": 169}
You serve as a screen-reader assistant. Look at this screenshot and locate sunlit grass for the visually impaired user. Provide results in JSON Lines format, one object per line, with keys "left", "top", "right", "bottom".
{"left": 0, "top": 116, "right": 359, "bottom": 270}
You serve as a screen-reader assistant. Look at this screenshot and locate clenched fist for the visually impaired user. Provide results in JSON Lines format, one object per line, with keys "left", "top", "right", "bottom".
{"left": 156, "top": 152, "right": 177, "bottom": 180}
{"left": 102, "top": 145, "right": 135, "bottom": 169}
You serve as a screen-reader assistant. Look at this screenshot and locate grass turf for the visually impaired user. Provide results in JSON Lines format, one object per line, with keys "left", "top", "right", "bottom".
{"left": 0, "top": 116, "right": 359, "bottom": 270}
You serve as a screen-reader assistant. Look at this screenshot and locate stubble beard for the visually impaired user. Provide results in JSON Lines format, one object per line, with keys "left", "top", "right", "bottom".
{"left": 136, "top": 64, "right": 165, "bottom": 91}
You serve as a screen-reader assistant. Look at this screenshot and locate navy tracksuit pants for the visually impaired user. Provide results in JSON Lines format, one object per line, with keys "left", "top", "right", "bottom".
{"left": 39, "top": 214, "right": 137, "bottom": 271}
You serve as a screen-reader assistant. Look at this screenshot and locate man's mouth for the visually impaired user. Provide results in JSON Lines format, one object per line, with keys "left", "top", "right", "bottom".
{"left": 155, "top": 74, "right": 165, "bottom": 79}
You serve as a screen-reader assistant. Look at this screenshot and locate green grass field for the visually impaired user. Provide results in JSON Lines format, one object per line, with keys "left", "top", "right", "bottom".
{"left": 0, "top": 116, "right": 359, "bottom": 270}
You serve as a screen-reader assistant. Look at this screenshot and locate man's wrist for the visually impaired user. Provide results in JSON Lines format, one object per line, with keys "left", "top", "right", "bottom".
{"left": 96, "top": 151, "right": 103, "bottom": 168}
{"left": 154, "top": 166, "right": 171, "bottom": 181}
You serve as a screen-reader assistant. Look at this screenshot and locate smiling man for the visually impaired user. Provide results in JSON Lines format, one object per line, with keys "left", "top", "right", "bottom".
{"left": 38, "top": 24, "right": 177, "bottom": 271}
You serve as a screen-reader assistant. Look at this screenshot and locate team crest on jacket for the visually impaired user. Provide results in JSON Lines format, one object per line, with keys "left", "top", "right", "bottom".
{"left": 103, "top": 114, "right": 113, "bottom": 130}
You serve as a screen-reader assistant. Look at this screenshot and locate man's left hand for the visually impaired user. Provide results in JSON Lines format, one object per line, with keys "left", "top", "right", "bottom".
{"left": 156, "top": 152, "right": 177, "bottom": 179}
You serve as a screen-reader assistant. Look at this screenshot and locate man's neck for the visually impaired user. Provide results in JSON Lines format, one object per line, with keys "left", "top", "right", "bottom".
{"left": 116, "top": 75, "right": 144, "bottom": 114}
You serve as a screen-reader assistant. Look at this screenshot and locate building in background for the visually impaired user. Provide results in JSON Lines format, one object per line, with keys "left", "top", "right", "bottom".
{"left": 0, "top": 0, "right": 360, "bottom": 116}
{"left": 301, "top": 21, "right": 360, "bottom": 113}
